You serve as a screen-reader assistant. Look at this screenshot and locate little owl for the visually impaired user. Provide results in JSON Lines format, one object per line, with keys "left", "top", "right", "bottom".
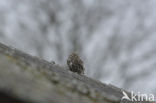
{"left": 67, "top": 52, "right": 84, "bottom": 74}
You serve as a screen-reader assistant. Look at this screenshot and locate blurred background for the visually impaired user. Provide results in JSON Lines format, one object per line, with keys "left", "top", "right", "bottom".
{"left": 0, "top": 0, "right": 156, "bottom": 96}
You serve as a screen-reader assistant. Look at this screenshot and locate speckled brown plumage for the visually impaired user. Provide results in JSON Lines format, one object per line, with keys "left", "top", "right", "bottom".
{"left": 67, "top": 53, "right": 84, "bottom": 74}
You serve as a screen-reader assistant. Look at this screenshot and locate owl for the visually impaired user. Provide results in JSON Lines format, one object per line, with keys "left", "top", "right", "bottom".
{"left": 67, "top": 53, "right": 84, "bottom": 74}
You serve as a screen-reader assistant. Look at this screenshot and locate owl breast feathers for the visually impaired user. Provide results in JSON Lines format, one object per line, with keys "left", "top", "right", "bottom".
{"left": 67, "top": 53, "right": 84, "bottom": 74}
